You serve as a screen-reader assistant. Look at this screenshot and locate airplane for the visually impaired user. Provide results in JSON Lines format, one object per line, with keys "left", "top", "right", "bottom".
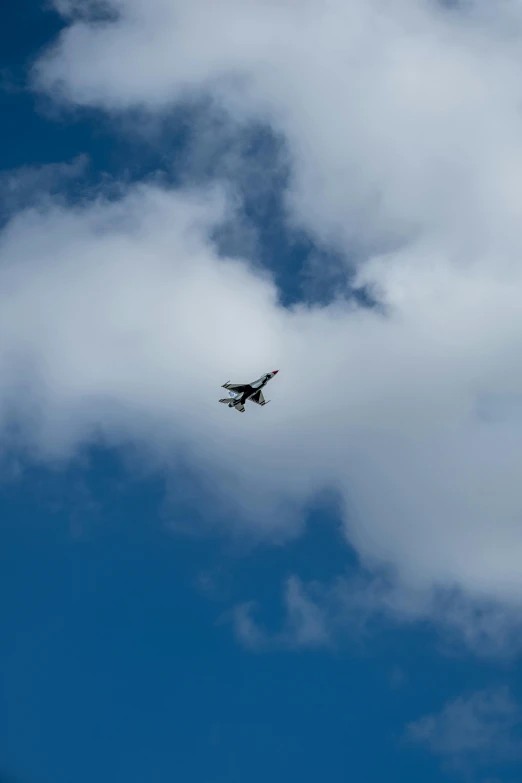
{"left": 219, "top": 371, "right": 279, "bottom": 412}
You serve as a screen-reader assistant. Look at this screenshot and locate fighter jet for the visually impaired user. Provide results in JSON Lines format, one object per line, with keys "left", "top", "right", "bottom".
{"left": 219, "top": 371, "right": 279, "bottom": 412}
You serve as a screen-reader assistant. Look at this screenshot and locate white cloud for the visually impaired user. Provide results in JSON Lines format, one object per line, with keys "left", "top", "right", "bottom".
{"left": 34, "top": 0, "right": 522, "bottom": 252}
{"left": 407, "top": 687, "right": 522, "bottom": 770}
{"left": 5, "top": 0, "right": 522, "bottom": 648}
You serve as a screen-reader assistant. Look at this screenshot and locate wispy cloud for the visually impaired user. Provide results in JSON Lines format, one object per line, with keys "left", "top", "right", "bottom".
{"left": 233, "top": 577, "right": 331, "bottom": 651}
{"left": 407, "top": 687, "right": 522, "bottom": 773}
{"left": 233, "top": 569, "right": 522, "bottom": 657}
{"left": 0, "top": 156, "right": 89, "bottom": 220}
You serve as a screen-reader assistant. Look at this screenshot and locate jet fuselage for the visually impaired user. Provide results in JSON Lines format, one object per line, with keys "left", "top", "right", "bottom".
{"left": 220, "top": 371, "right": 279, "bottom": 412}
{"left": 237, "top": 374, "right": 272, "bottom": 404}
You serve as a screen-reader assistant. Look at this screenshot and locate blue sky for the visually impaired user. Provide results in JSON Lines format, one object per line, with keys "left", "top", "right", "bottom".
{"left": 3, "top": 2, "right": 522, "bottom": 783}
{"left": 3, "top": 452, "right": 512, "bottom": 783}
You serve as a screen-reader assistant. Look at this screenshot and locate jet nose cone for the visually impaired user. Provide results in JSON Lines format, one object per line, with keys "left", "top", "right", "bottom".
{"left": 272, "top": 370, "right": 279, "bottom": 375}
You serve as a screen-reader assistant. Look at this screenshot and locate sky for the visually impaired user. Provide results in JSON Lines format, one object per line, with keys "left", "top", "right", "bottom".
{"left": 3, "top": 0, "right": 522, "bottom": 781}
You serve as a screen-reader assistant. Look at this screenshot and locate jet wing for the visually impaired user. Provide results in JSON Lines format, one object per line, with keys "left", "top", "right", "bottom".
{"left": 250, "top": 389, "right": 268, "bottom": 406}
{"left": 222, "top": 381, "right": 246, "bottom": 392}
